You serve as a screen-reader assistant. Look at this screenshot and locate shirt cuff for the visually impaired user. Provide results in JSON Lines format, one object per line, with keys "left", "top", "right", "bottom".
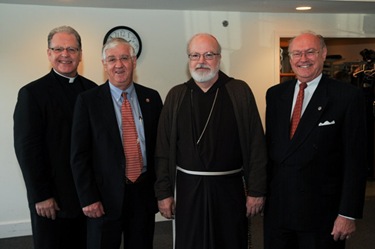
{"left": 339, "top": 214, "right": 355, "bottom": 220}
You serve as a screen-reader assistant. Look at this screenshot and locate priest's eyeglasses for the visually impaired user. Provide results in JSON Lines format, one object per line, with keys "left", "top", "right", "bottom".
{"left": 49, "top": 47, "right": 80, "bottom": 54}
{"left": 289, "top": 49, "right": 320, "bottom": 60}
{"left": 188, "top": 52, "right": 220, "bottom": 61}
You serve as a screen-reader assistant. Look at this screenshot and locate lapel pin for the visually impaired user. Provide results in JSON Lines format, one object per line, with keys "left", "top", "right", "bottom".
{"left": 318, "top": 106, "right": 322, "bottom": 111}
{"left": 146, "top": 98, "right": 150, "bottom": 103}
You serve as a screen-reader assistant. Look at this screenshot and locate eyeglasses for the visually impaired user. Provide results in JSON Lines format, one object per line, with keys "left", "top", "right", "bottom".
{"left": 105, "top": 56, "right": 133, "bottom": 65}
{"left": 49, "top": 47, "right": 80, "bottom": 54}
{"left": 188, "top": 52, "right": 220, "bottom": 61}
{"left": 289, "top": 49, "right": 320, "bottom": 60}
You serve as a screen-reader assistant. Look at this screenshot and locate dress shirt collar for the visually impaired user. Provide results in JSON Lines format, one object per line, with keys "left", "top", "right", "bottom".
{"left": 109, "top": 82, "right": 135, "bottom": 102}
{"left": 297, "top": 73, "right": 322, "bottom": 88}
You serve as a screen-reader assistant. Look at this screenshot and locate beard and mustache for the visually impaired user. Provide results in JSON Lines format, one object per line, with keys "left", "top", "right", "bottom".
{"left": 190, "top": 63, "right": 220, "bottom": 83}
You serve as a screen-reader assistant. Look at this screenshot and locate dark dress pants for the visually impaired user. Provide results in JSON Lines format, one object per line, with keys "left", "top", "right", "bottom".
{"left": 264, "top": 216, "right": 346, "bottom": 249}
{"left": 29, "top": 206, "right": 86, "bottom": 249}
{"left": 87, "top": 175, "right": 156, "bottom": 249}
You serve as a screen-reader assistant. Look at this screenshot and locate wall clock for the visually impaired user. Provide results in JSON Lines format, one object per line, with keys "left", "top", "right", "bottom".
{"left": 103, "top": 26, "right": 142, "bottom": 58}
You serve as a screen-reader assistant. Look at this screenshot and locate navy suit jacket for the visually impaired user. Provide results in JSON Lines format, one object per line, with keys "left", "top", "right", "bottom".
{"left": 265, "top": 75, "right": 368, "bottom": 230}
{"left": 70, "top": 82, "right": 163, "bottom": 218}
{"left": 14, "top": 69, "right": 97, "bottom": 218}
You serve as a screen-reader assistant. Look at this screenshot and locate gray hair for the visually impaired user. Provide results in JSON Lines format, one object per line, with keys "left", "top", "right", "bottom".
{"left": 186, "top": 33, "right": 222, "bottom": 55}
{"left": 48, "top": 25, "right": 82, "bottom": 49}
{"left": 288, "top": 30, "right": 326, "bottom": 53}
{"left": 102, "top": 37, "right": 136, "bottom": 60}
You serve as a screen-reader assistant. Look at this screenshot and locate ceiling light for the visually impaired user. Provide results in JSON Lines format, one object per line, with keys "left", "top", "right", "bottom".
{"left": 296, "top": 6, "right": 312, "bottom": 11}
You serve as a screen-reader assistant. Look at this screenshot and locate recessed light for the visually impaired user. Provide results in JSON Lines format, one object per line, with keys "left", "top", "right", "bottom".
{"left": 296, "top": 6, "right": 312, "bottom": 11}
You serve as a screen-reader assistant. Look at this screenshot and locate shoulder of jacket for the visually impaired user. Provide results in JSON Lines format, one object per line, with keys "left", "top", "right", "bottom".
{"left": 78, "top": 75, "right": 97, "bottom": 86}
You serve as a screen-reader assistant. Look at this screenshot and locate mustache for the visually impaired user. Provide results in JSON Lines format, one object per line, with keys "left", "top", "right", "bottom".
{"left": 195, "top": 64, "right": 210, "bottom": 70}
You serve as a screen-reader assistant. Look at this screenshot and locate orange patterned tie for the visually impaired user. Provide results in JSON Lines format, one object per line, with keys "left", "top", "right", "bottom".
{"left": 290, "top": 82, "right": 307, "bottom": 139}
{"left": 121, "top": 92, "right": 142, "bottom": 182}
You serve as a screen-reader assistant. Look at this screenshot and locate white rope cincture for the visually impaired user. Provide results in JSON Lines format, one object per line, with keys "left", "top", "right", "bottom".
{"left": 177, "top": 166, "right": 242, "bottom": 176}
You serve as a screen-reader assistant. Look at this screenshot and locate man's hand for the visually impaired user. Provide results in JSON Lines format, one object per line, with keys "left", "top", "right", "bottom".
{"left": 158, "top": 197, "right": 175, "bottom": 219}
{"left": 331, "top": 215, "right": 356, "bottom": 241}
{"left": 82, "top": 201, "right": 105, "bottom": 218}
{"left": 35, "top": 198, "right": 60, "bottom": 220}
{"left": 246, "top": 196, "right": 265, "bottom": 217}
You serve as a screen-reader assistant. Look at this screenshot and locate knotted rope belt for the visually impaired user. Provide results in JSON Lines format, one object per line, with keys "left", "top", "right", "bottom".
{"left": 176, "top": 166, "right": 242, "bottom": 176}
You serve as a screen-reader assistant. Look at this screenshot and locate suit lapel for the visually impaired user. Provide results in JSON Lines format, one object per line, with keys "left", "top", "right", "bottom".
{"left": 271, "top": 80, "right": 297, "bottom": 159}
{"left": 97, "top": 82, "right": 124, "bottom": 150}
{"left": 279, "top": 80, "right": 297, "bottom": 142}
{"left": 284, "top": 78, "right": 329, "bottom": 158}
{"left": 134, "top": 84, "right": 152, "bottom": 136}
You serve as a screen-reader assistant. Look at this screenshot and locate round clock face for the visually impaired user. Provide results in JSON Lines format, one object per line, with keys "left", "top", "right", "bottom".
{"left": 103, "top": 26, "right": 142, "bottom": 58}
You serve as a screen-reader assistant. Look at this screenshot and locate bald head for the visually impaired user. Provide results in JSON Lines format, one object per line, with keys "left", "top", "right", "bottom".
{"left": 187, "top": 33, "right": 221, "bottom": 55}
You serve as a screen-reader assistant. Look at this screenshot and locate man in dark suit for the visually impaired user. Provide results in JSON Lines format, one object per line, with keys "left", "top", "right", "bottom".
{"left": 70, "top": 38, "right": 163, "bottom": 249}
{"left": 13, "top": 26, "right": 97, "bottom": 249}
{"left": 264, "top": 31, "right": 368, "bottom": 249}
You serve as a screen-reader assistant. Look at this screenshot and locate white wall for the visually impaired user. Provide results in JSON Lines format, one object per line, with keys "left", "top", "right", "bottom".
{"left": 1, "top": 3, "right": 374, "bottom": 238}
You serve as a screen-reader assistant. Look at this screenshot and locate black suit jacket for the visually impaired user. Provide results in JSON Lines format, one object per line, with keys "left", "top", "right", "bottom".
{"left": 265, "top": 75, "right": 368, "bottom": 230}
{"left": 13, "top": 69, "right": 97, "bottom": 218}
{"left": 70, "top": 82, "right": 163, "bottom": 218}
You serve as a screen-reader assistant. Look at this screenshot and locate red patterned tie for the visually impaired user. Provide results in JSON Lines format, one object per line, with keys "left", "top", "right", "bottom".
{"left": 121, "top": 92, "right": 142, "bottom": 182}
{"left": 290, "top": 82, "right": 307, "bottom": 139}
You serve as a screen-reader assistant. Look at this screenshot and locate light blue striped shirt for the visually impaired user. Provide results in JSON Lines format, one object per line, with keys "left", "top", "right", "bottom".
{"left": 109, "top": 82, "right": 147, "bottom": 172}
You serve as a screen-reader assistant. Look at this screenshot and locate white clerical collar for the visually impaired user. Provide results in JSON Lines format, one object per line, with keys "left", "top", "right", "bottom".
{"left": 53, "top": 69, "right": 77, "bottom": 83}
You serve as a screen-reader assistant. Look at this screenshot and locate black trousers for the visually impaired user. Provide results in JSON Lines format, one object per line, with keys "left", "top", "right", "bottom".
{"left": 87, "top": 176, "right": 156, "bottom": 249}
{"left": 29, "top": 207, "right": 86, "bottom": 249}
{"left": 263, "top": 220, "right": 346, "bottom": 249}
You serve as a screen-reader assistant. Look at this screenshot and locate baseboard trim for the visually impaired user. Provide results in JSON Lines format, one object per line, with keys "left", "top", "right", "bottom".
{"left": 0, "top": 220, "right": 32, "bottom": 239}
{"left": 1, "top": 215, "right": 168, "bottom": 239}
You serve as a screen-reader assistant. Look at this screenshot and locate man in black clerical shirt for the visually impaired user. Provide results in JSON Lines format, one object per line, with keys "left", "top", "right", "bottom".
{"left": 13, "top": 25, "right": 97, "bottom": 249}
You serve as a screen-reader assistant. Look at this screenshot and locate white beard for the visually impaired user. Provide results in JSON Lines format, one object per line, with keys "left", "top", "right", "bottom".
{"left": 190, "top": 63, "right": 220, "bottom": 83}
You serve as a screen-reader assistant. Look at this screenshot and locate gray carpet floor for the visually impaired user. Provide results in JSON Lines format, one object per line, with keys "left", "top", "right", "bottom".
{"left": 1, "top": 194, "right": 374, "bottom": 249}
